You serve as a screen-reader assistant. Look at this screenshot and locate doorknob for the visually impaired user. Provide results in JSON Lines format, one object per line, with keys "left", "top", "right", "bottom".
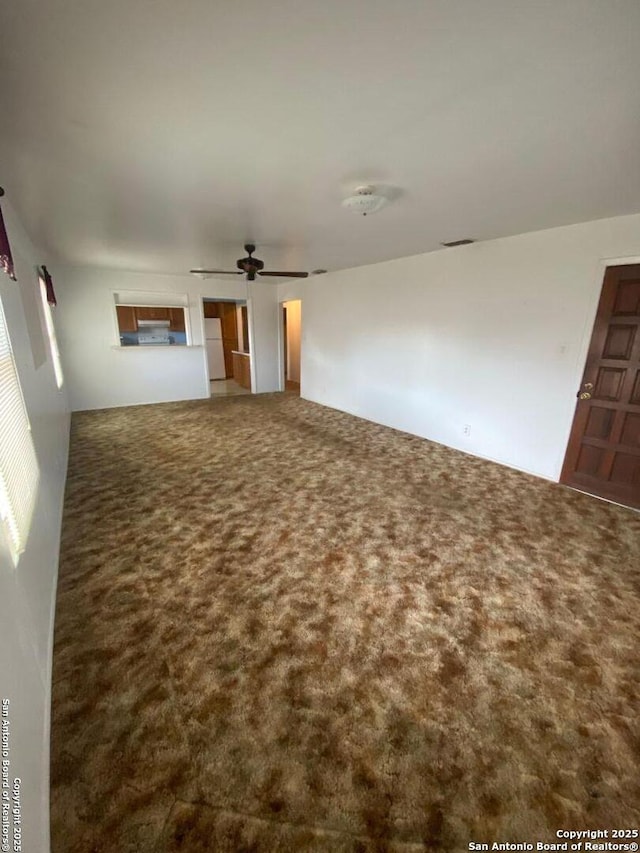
{"left": 583, "top": 382, "right": 593, "bottom": 390}
{"left": 579, "top": 391, "right": 592, "bottom": 400}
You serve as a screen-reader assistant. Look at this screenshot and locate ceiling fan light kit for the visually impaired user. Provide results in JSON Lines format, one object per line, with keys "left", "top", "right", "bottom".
{"left": 190, "top": 187, "right": 392, "bottom": 281}
{"left": 341, "top": 185, "right": 388, "bottom": 216}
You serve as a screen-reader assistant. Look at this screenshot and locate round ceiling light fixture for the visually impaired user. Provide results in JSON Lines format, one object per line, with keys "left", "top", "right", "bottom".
{"left": 341, "top": 185, "right": 388, "bottom": 216}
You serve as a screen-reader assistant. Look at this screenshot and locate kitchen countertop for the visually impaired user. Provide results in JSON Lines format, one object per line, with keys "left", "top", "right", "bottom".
{"left": 231, "top": 350, "right": 250, "bottom": 356}
{"left": 112, "top": 344, "right": 203, "bottom": 350}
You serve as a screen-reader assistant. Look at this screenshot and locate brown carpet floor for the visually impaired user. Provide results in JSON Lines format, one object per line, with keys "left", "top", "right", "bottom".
{"left": 51, "top": 394, "right": 640, "bottom": 852}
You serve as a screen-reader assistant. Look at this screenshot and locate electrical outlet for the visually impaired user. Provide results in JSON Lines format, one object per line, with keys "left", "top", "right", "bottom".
{"left": 463, "top": 424, "right": 471, "bottom": 436}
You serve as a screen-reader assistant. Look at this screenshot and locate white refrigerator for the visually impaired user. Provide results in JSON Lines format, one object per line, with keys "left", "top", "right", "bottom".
{"left": 204, "top": 318, "right": 226, "bottom": 380}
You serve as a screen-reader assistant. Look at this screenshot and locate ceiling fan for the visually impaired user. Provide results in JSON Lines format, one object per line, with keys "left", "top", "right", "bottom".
{"left": 190, "top": 244, "right": 309, "bottom": 282}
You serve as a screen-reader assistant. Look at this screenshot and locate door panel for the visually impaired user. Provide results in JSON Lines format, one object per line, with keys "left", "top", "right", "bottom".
{"left": 560, "top": 265, "right": 640, "bottom": 509}
{"left": 584, "top": 406, "right": 614, "bottom": 440}
{"left": 602, "top": 324, "right": 636, "bottom": 359}
{"left": 610, "top": 453, "right": 640, "bottom": 484}
{"left": 614, "top": 282, "right": 640, "bottom": 314}
{"left": 593, "top": 366, "right": 625, "bottom": 401}
{"left": 620, "top": 412, "right": 640, "bottom": 447}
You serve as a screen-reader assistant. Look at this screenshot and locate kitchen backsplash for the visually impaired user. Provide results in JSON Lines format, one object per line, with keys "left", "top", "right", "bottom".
{"left": 120, "top": 330, "right": 188, "bottom": 346}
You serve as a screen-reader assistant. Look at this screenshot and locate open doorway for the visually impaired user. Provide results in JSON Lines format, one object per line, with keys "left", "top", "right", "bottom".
{"left": 281, "top": 300, "right": 301, "bottom": 395}
{"left": 203, "top": 298, "right": 252, "bottom": 397}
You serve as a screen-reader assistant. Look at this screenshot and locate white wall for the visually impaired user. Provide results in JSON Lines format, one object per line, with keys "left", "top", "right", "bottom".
{"left": 52, "top": 268, "right": 281, "bottom": 411}
{"left": 279, "top": 213, "right": 640, "bottom": 481}
{"left": 283, "top": 300, "right": 301, "bottom": 383}
{"left": 0, "top": 199, "right": 70, "bottom": 852}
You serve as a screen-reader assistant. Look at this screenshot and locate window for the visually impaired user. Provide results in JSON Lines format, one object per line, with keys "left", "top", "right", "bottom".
{"left": 115, "top": 304, "right": 188, "bottom": 346}
{"left": 0, "top": 297, "right": 39, "bottom": 562}
{"left": 39, "top": 276, "right": 64, "bottom": 388}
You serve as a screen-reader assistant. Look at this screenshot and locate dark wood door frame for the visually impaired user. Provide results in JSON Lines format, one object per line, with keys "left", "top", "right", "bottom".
{"left": 560, "top": 263, "right": 640, "bottom": 509}
{"left": 203, "top": 298, "right": 241, "bottom": 379}
{"left": 282, "top": 304, "right": 288, "bottom": 382}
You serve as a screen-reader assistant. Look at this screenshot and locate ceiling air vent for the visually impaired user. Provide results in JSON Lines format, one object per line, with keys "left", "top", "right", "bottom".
{"left": 441, "top": 239, "right": 475, "bottom": 247}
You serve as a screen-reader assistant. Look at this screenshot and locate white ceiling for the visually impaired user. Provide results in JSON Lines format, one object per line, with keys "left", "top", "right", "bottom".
{"left": 1, "top": 0, "right": 640, "bottom": 277}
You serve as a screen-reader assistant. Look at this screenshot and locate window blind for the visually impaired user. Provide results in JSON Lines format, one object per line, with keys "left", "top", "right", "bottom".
{"left": 0, "top": 298, "right": 39, "bottom": 559}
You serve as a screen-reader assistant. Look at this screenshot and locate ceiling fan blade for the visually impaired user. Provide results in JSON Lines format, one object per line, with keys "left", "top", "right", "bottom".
{"left": 259, "top": 271, "right": 309, "bottom": 278}
{"left": 190, "top": 269, "right": 243, "bottom": 275}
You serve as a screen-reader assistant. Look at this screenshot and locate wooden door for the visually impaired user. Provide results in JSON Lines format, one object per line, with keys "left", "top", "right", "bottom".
{"left": 560, "top": 265, "right": 640, "bottom": 509}
{"left": 220, "top": 303, "right": 238, "bottom": 378}
{"left": 283, "top": 305, "right": 288, "bottom": 380}
{"left": 241, "top": 305, "right": 249, "bottom": 353}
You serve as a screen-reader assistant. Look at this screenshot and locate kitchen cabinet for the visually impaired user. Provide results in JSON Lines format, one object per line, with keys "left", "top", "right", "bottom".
{"left": 168, "top": 308, "right": 186, "bottom": 332}
{"left": 116, "top": 304, "right": 187, "bottom": 338}
{"left": 136, "top": 306, "right": 170, "bottom": 321}
{"left": 232, "top": 351, "right": 251, "bottom": 390}
{"left": 116, "top": 305, "right": 137, "bottom": 332}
